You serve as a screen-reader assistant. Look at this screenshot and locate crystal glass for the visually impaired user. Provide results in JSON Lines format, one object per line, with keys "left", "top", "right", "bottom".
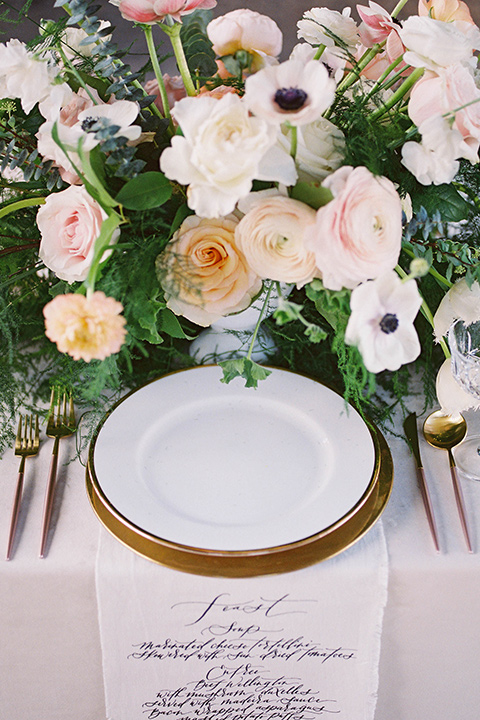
{"left": 448, "top": 319, "right": 480, "bottom": 480}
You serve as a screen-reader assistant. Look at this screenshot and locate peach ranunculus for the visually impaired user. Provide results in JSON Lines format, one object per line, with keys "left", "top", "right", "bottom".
{"left": 235, "top": 192, "right": 318, "bottom": 288}
{"left": 304, "top": 166, "right": 403, "bottom": 291}
{"left": 207, "top": 9, "right": 282, "bottom": 69}
{"left": 43, "top": 292, "right": 127, "bottom": 362}
{"left": 37, "top": 185, "right": 118, "bottom": 283}
{"left": 157, "top": 214, "right": 262, "bottom": 326}
{"left": 109, "top": 0, "right": 216, "bottom": 24}
{"left": 418, "top": 0, "right": 474, "bottom": 24}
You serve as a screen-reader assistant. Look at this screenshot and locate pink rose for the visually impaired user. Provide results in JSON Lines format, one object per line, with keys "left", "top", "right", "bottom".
{"left": 43, "top": 292, "right": 127, "bottom": 362}
{"left": 157, "top": 214, "right": 262, "bottom": 326}
{"left": 37, "top": 185, "right": 118, "bottom": 283}
{"left": 144, "top": 75, "right": 186, "bottom": 115}
{"left": 110, "top": 0, "right": 216, "bottom": 24}
{"left": 304, "top": 166, "right": 402, "bottom": 291}
{"left": 207, "top": 9, "right": 282, "bottom": 63}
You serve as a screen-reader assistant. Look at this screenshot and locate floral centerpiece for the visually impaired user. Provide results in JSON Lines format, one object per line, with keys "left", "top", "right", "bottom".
{"left": 0, "top": 0, "right": 480, "bottom": 451}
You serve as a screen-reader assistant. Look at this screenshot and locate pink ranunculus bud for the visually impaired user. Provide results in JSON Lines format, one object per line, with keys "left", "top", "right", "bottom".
{"left": 109, "top": 0, "right": 216, "bottom": 24}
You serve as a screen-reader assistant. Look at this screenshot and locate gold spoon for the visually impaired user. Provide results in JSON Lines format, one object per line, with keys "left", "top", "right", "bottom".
{"left": 423, "top": 411, "right": 473, "bottom": 553}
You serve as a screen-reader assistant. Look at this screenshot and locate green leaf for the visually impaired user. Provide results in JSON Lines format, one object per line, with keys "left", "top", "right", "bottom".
{"left": 116, "top": 171, "right": 172, "bottom": 210}
{"left": 273, "top": 299, "right": 304, "bottom": 326}
{"left": 413, "top": 183, "right": 471, "bottom": 222}
{"left": 159, "top": 308, "right": 192, "bottom": 339}
{"left": 219, "top": 358, "right": 271, "bottom": 388}
{"left": 290, "top": 182, "right": 333, "bottom": 210}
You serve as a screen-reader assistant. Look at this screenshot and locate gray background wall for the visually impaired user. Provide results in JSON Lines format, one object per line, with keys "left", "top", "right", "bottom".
{"left": 2, "top": 0, "right": 480, "bottom": 74}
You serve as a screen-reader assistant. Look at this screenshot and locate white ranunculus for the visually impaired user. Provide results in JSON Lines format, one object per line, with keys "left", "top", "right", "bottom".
{"left": 436, "top": 357, "right": 480, "bottom": 413}
{"left": 297, "top": 7, "right": 360, "bottom": 52}
{"left": 243, "top": 59, "right": 336, "bottom": 127}
{"left": 160, "top": 94, "right": 297, "bottom": 219}
{"left": 433, "top": 278, "right": 480, "bottom": 339}
{"left": 399, "top": 16, "right": 480, "bottom": 70}
{"left": 345, "top": 271, "right": 422, "bottom": 373}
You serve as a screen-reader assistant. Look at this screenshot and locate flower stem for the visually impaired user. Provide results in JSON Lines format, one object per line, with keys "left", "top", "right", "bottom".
{"left": 313, "top": 44, "right": 326, "bottom": 61}
{"left": 391, "top": 0, "right": 411, "bottom": 17}
{"left": 370, "top": 67, "right": 424, "bottom": 121}
{"left": 57, "top": 46, "right": 99, "bottom": 105}
{"left": 336, "top": 43, "right": 384, "bottom": 94}
{"left": 289, "top": 125, "right": 298, "bottom": 159}
{"left": 161, "top": 23, "right": 196, "bottom": 97}
{"left": 0, "top": 196, "right": 45, "bottom": 220}
{"left": 396, "top": 264, "right": 450, "bottom": 357}
{"left": 246, "top": 282, "right": 274, "bottom": 362}
{"left": 143, "top": 25, "right": 171, "bottom": 121}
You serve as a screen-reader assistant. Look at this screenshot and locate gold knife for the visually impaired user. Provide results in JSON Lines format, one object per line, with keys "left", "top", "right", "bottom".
{"left": 404, "top": 412, "right": 441, "bottom": 553}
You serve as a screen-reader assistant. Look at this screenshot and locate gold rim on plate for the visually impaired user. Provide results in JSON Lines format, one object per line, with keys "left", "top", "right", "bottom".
{"left": 86, "top": 368, "right": 393, "bottom": 577}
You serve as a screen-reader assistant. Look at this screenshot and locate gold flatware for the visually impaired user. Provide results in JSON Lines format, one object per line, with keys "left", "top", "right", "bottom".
{"left": 423, "top": 410, "right": 473, "bottom": 553}
{"left": 404, "top": 412, "right": 441, "bottom": 553}
{"left": 39, "top": 389, "right": 76, "bottom": 559}
{"left": 6, "top": 414, "right": 40, "bottom": 560}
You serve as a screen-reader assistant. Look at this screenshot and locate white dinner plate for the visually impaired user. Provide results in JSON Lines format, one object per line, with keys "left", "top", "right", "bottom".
{"left": 89, "top": 366, "right": 376, "bottom": 552}
{"left": 89, "top": 366, "right": 376, "bottom": 551}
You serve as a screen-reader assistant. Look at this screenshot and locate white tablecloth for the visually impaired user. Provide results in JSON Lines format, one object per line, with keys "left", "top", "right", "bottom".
{"left": 1, "top": 398, "right": 480, "bottom": 719}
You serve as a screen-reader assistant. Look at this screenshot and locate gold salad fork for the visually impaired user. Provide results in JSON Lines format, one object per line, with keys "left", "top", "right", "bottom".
{"left": 6, "top": 414, "right": 40, "bottom": 560}
{"left": 39, "top": 389, "right": 76, "bottom": 559}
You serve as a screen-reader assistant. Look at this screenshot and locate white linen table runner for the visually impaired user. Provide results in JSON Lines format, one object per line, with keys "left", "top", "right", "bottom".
{"left": 95, "top": 521, "right": 388, "bottom": 720}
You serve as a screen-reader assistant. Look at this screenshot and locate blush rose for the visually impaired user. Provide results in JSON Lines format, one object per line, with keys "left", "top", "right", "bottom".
{"left": 37, "top": 185, "right": 118, "bottom": 283}
{"left": 304, "top": 166, "right": 403, "bottom": 291}
{"left": 157, "top": 214, "right": 262, "bottom": 326}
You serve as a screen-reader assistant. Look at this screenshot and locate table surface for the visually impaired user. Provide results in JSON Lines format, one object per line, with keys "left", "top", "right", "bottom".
{"left": 1, "top": 392, "right": 480, "bottom": 720}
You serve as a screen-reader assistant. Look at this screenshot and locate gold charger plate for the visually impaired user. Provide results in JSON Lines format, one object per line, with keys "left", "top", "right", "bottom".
{"left": 86, "top": 368, "right": 393, "bottom": 577}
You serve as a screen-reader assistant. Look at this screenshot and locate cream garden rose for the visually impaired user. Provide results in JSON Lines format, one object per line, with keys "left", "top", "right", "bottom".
{"left": 160, "top": 94, "right": 296, "bottom": 218}
{"left": 235, "top": 192, "right": 318, "bottom": 288}
{"left": 37, "top": 185, "right": 118, "bottom": 283}
{"left": 304, "top": 166, "right": 403, "bottom": 291}
{"left": 157, "top": 214, "right": 262, "bottom": 326}
{"left": 43, "top": 291, "right": 127, "bottom": 362}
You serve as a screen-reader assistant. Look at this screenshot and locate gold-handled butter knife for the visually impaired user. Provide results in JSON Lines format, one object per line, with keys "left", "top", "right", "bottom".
{"left": 404, "top": 412, "right": 441, "bottom": 553}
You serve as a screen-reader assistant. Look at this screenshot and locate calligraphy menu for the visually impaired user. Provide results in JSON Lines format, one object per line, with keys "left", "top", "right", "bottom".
{"left": 96, "top": 527, "right": 387, "bottom": 720}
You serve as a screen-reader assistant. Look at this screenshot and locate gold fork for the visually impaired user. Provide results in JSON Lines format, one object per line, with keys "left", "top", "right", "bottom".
{"left": 39, "top": 389, "right": 76, "bottom": 559}
{"left": 6, "top": 414, "right": 40, "bottom": 560}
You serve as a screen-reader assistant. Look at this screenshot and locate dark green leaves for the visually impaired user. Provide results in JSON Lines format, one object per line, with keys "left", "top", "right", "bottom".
{"left": 116, "top": 171, "right": 172, "bottom": 210}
